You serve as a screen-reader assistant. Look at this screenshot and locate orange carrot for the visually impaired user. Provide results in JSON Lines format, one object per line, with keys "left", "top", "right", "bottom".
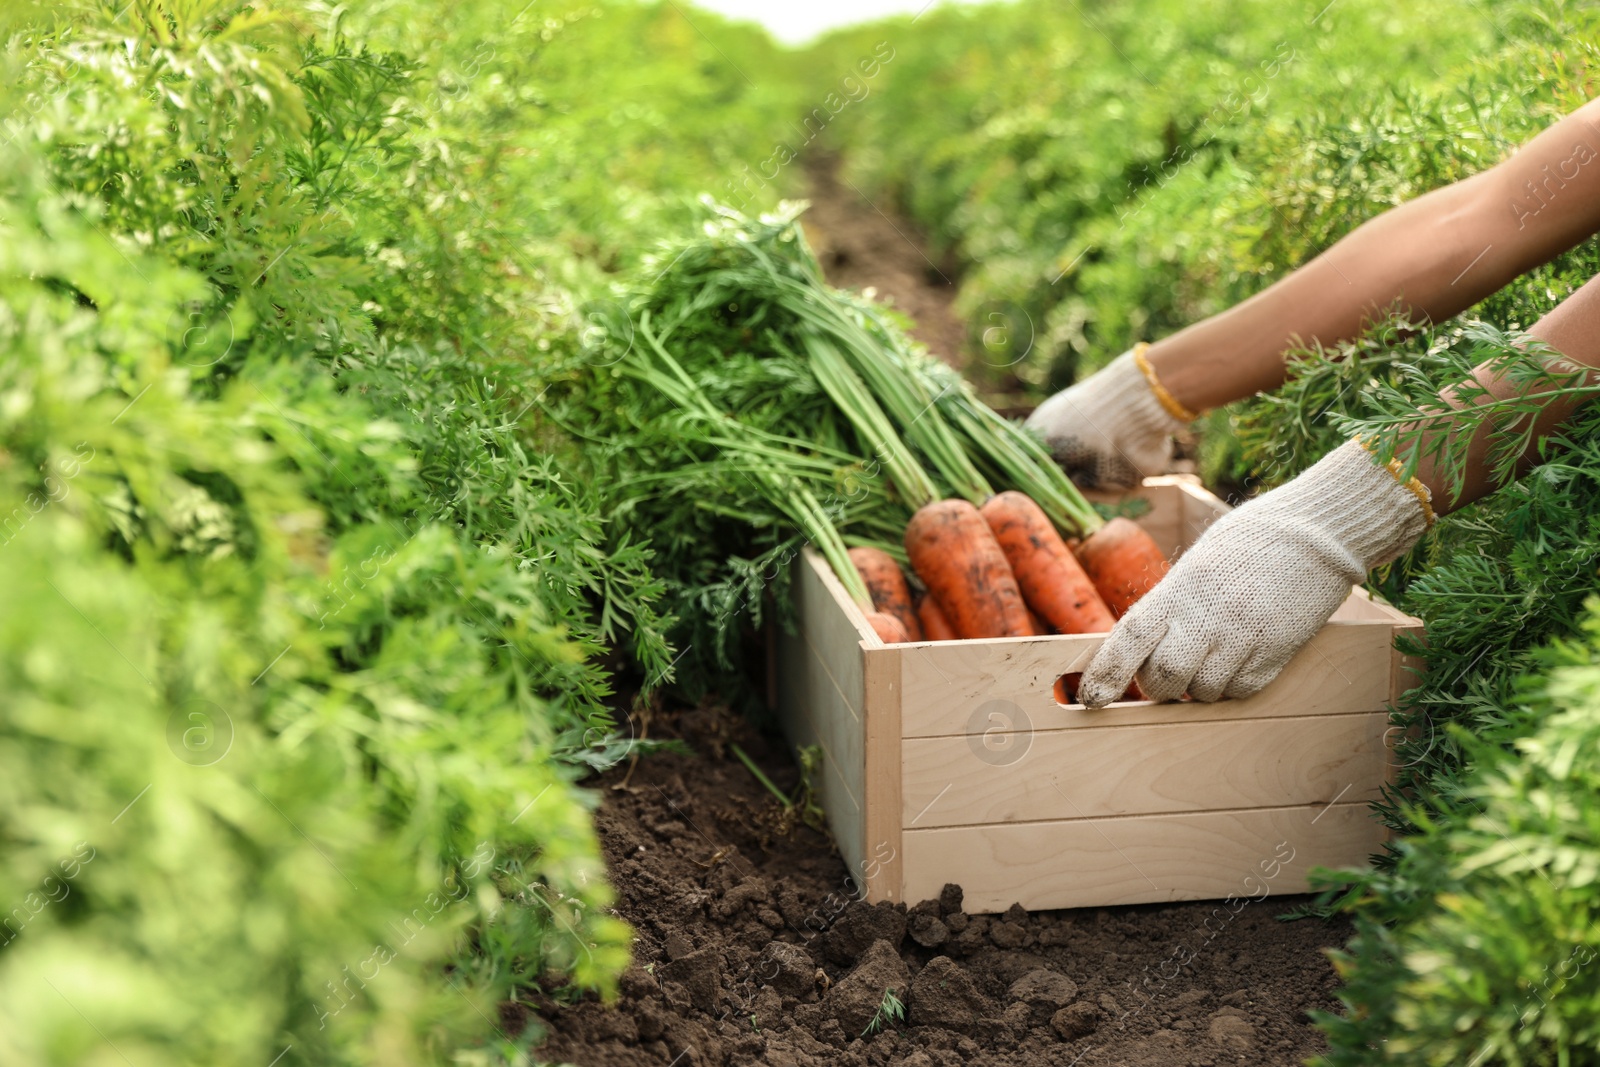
{"left": 864, "top": 611, "right": 909, "bottom": 644}
{"left": 980, "top": 491, "right": 1117, "bottom": 636}
{"left": 905, "top": 500, "right": 1035, "bottom": 639}
{"left": 1075, "top": 517, "right": 1171, "bottom": 618}
{"left": 918, "top": 594, "right": 958, "bottom": 641}
{"left": 849, "top": 546, "right": 923, "bottom": 641}
{"left": 1027, "top": 607, "right": 1050, "bottom": 635}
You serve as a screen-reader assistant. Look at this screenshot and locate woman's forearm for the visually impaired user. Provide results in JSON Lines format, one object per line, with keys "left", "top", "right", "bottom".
{"left": 1145, "top": 97, "right": 1600, "bottom": 413}
{"left": 1416, "top": 271, "right": 1600, "bottom": 516}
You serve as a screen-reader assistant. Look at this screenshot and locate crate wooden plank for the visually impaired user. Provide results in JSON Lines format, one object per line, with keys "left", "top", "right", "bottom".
{"left": 1391, "top": 620, "right": 1427, "bottom": 706}
{"left": 1124, "top": 484, "right": 1184, "bottom": 557}
{"left": 1172, "top": 476, "right": 1228, "bottom": 551}
{"left": 862, "top": 647, "right": 904, "bottom": 901}
{"left": 1331, "top": 587, "right": 1413, "bottom": 624}
{"left": 776, "top": 551, "right": 874, "bottom": 885}
{"left": 776, "top": 620, "right": 864, "bottom": 874}
{"left": 896, "top": 620, "right": 1396, "bottom": 738}
{"left": 1381, "top": 620, "right": 1429, "bottom": 810}
{"left": 901, "top": 802, "right": 1380, "bottom": 912}
{"left": 902, "top": 711, "right": 1391, "bottom": 828}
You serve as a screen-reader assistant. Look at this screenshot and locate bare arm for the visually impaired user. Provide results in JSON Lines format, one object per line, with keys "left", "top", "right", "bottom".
{"left": 1416, "top": 270, "right": 1600, "bottom": 515}
{"left": 1077, "top": 225, "right": 1600, "bottom": 709}
{"left": 1148, "top": 97, "right": 1600, "bottom": 414}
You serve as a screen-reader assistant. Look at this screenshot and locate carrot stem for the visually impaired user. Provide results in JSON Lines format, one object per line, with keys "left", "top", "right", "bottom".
{"left": 798, "top": 333, "right": 940, "bottom": 508}
{"left": 634, "top": 315, "right": 875, "bottom": 607}
{"left": 730, "top": 743, "right": 791, "bottom": 808}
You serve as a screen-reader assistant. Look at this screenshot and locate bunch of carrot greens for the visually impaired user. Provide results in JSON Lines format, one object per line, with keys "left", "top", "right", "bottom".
{"left": 578, "top": 203, "right": 1169, "bottom": 697}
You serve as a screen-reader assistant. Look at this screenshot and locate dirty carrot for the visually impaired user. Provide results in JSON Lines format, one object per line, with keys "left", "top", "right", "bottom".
{"left": 905, "top": 500, "right": 1034, "bottom": 639}
{"left": 865, "top": 611, "right": 910, "bottom": 644}
{"left": 981, "top": 490, "right": 1117, "bottom": 635}
{"left": 1074, "top": 517, "right": 1171, "bottom": 618}
{"left": 849, "top": 546, "right": 924, "bottom": 640}
{"left": 918, "top": 594, "right": 958, "bottom": 640}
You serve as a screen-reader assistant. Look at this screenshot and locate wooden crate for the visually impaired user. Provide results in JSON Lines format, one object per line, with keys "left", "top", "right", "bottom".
{"left": 774, "top": 475, "right": 1424, "bottom": 913}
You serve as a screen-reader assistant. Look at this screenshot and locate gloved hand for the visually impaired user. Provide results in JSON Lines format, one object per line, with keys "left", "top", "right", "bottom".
{"left": 1078, "top": 440, "right": 1433, "bottom": 707}
{"left": 1024, "top": 346, "right": 1193, "bottom": 489}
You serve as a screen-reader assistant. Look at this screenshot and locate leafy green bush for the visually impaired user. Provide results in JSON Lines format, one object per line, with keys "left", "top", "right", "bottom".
{"left": 0, "top": 0, "right": 805, "bottom": 1061}
{"left": 1315, "top": 605, "right": 1600, "bottom": 1065}
{"left": 0, "top": 131, "right": 630, "bottom": 1063}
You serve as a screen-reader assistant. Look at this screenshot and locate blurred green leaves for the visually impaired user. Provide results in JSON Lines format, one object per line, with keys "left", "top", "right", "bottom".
{"left": 1315, "top": 605, "right": 1600, "bottom": 1065}
{"left": 0, "top": 0, "right": 798, "bottom": 1061}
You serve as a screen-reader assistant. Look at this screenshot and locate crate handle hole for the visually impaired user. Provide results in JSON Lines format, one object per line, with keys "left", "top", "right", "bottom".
{"left": 1052, "top": 673, "right": 1173, "bottom": 709}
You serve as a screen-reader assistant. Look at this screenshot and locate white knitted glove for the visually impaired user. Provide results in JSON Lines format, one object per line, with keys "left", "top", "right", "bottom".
{"left": 1078, "top": 441, "right": 1432, "bottom": 707}
{"left": 1024, "top": 348, "right": 1191, "bottom": 489}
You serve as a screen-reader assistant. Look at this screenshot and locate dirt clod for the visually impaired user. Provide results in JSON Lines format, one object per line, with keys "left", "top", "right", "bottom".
{"left": 1009, "top": 968, "right": 1079, "bottom": 1010}
{"left": 659, "top": 948, "right": 722, "bottom": 1013}
{"left": 908, "top": 956, "right": 996, "bottom": 1034}
{"left": 907, "top": 912, "right": 950, "bottom": 949}
{"left": 759, "top": 941, "right": 816, "bottom": 999}
{"left": 1210, "top": 1008, "right": 1258, "bottom": 1052}
{"left": 938, "top": 884, "right": 964, "bottom": 916}
{"left": 823, "top": 898, "right": 907, "bottom": 964}
{"left": 822, "top": 939, "right": 912, "bottom": 1038}
{"left": 989, "top": 919, "right": 1030, "bottom": 949}
{"left": 1052, "top": 1000, "right": 1101, "bottom": 1040}
{"left": 663, "top": 931, "right": 693, "bottom": 960}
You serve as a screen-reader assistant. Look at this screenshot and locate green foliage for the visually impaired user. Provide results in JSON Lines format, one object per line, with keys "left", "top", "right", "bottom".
{"left": 553, "top": 206, "right": 914, "bottom": 695}
{"left": 1314, "top": 604, "right": 1600, "bottom": 1066}
{"left": 807, "top": 0, "right": 1500, "bottom": 391}
{"left": 1273, "top": 331, "right": 1600, "bottom": 1057}
{"left": 0, "top": 137, "right": 629, "bottom": 1063}
{"left": 862, "top": 988, "right": 905, "bottom": 1038}
{"left": 312, "top": 0, "right": 801, "bottom": 283}
{"left": 0, "top": 0, "right": 807, "bottom": 1061}
{"left": 556, "top": 204, "right": 1102, "bottom": 705}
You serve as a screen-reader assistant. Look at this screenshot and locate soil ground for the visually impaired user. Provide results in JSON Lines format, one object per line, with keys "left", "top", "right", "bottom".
{"left": 526, "top": 159, "right": 1350, "bottom": 1065}
{"left": 524, "top": 703, "right": 1350, "bottom": 1067}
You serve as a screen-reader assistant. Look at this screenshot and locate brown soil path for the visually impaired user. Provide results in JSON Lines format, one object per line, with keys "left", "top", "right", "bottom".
{"left": 798, "top": 155, "right": 967, "bottom": 369}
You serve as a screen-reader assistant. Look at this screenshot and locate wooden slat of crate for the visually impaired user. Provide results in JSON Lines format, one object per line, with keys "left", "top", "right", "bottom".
{"left": 1331, "top": 586, "right": 1410, "bottom": 623}
{"left": 1175, "top": 477, "right": 1227, "bottom": 548}
{"left": 901, "top": 711, "right": 1391, "bottom": 828}
{"left": 901, "top": 802, "right": 1378, "bottom": 913}
{"left": 776, "top": 547, "right": 904, "bottom": 900}
{"left": 862, "top": 645, "right": 903, "bottom": 901}
{"left": 777, "top": 546, "right": 870, "bottom": 886}
{"left": 895, "top": 621, "right": 1396, "bottom": 738}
